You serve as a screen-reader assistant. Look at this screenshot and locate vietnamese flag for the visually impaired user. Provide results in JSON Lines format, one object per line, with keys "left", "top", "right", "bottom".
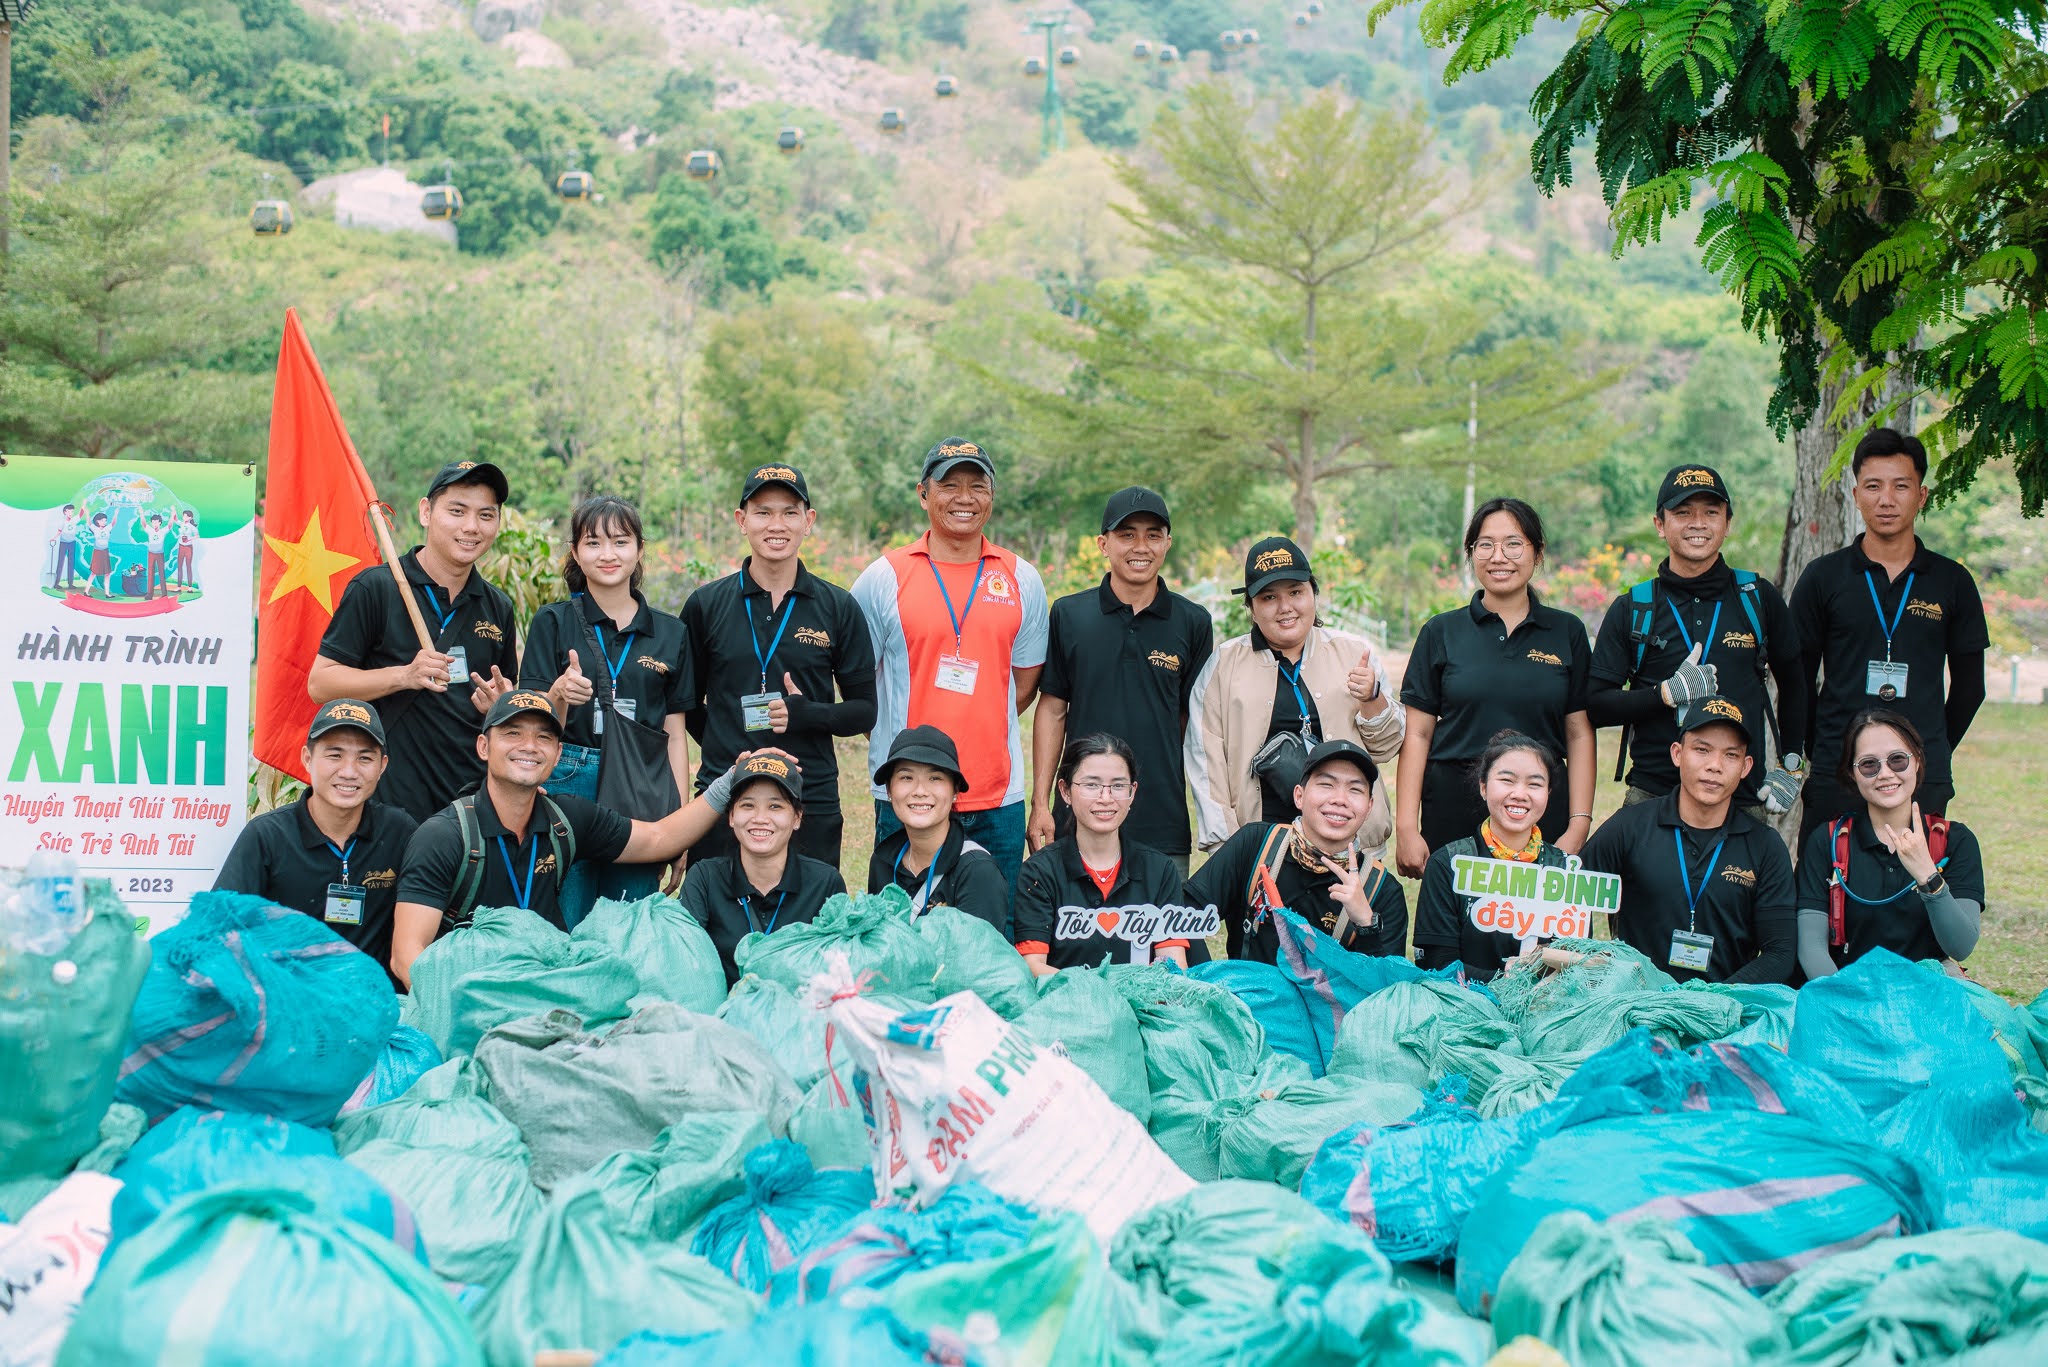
{"left": 253, "top": 308, "right": 381, "bottom": 781}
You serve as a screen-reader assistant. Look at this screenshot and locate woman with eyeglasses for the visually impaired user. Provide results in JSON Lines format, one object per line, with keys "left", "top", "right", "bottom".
{"left": 1013, "top": 734, "right": 1188, "bottom": 972}
{"left": 1794, "top": 709, "right": 1983, "bottom": 978}
{"left": 1395, "top": 498, "right": 1595, "bottom": 878}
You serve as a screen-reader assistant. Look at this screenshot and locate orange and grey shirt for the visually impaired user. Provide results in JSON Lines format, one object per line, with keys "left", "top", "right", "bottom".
{"left": 851, "top": 533, "right": 1048, "bottom": 812}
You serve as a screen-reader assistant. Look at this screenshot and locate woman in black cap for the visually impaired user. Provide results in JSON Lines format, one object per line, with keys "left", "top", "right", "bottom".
{"left": 680, "top": 752, "right": 847, "bottom": 985}
{"left": 1395, "top": 498, "right": 1594, "bottom": 877}
{"left": 1184, "top": 535, "right": 1404, "bottom": 859}
{"left": 866, "top": 724, "right": 1012, "bottom": 934}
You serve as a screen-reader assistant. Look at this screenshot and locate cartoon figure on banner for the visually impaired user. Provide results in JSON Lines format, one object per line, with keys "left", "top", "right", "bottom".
{"left": 41, "top": 471, "right": 202, "bottom": 616}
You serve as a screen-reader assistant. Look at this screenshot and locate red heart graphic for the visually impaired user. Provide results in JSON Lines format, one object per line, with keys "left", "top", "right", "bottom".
{"left": 1096, "top": 910, "right": 1121, "bottom": 934}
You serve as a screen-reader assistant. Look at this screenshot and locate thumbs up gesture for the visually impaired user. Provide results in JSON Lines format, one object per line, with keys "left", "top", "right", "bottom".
{"left": 557, "top": 649, "right": 594, "bottom": 707}
{"left": 1345, "top": 649, "right": 1382, "bottom": 710}
{"left": 766, "top": 671, "right": 802, "bottom": 734}
{"left": 1659, "top": 642, "right": 1718, "bottom": 709}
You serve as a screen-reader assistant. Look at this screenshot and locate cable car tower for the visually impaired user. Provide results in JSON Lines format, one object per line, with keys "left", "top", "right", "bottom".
{"left": 1023, "top": 10, "right": 1072, "bottom": 160}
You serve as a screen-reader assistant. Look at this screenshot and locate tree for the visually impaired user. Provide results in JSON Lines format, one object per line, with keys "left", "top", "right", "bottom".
{"left": 1366, "top": 0, "right": 2048, "bottom": 583}
{"left": 696, "top": 296, "right": 879, "bottom": 471}
{"left": 648, "top": 176, "right": 802, "bottom": 297}
{"left": 252, "top": 58, "right": 356, "bottom": 175}
{"left": 0, "top": 43, "right": 262, "bottom": 462}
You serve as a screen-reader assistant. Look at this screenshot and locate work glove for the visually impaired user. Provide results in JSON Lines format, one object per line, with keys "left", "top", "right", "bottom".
{"left": 1658, "top": 643, "right": 1718, "bottom": 709}
{"left": 1760, "top": 755, "right": 1806, "bottom": 816}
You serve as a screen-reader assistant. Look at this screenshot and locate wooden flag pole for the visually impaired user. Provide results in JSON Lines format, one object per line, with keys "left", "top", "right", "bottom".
{"left": 367, "top": 501, "right": 435, "bottom": 654}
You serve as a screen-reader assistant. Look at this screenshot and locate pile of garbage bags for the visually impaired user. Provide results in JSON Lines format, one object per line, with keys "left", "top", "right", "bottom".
{"left": 5, "top": 883, "right": 2048, "bottom": 1366}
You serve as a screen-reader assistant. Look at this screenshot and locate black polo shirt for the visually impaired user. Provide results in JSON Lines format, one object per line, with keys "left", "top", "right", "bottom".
{"left": 396, "top": 786, "right": 633, "bottom": 932}
{"left": 679, "top": 850, "right": 847, "bottom": 985}
{"left": 1412, "top": 832, "right": 1570, "bottom": 980}
{"left": 679, "top": 559, "right": 876, "bottom": 811}
{"left": 1790, "top": 536, "right": 1988, "bottom": 786}
{"left": 1401, "top": 593, "right": 1591, "bottom": 762}
{"left": 866, "top": 824, "right": 1011, "bottom": 937}
{"left": 318, "top": 549, "right": 521, "bottom": 823}
{"left": 1588, "top": 558, "right": 1806, "bottom": 801}
{"left": 1183, "top": 821, "right": 1408, "bottom": 964}
{"left": 213, "top": 796, "right": 417, "bottom": 982}
{"left": 1579, "top": 791, "right": 1795, "bottom": 983}
{"left": 1011, "top": 836, "right": 1187, "bottom": 968}
{"left": 1041, "top": 577, "right": 1214, "bottom": 856}
{"left": 519, "top": 593, "right": 693, "bottom": 750}
{"left": 1794, "top": 815, "right": 1985, "bottom": 967}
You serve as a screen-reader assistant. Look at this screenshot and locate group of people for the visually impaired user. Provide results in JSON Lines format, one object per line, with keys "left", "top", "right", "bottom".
{"left": 214, "top": 428, "right": 1991, "bottom": 994}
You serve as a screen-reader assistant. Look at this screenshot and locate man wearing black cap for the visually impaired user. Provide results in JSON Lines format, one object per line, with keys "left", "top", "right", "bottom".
{"left": 391, "top": 690, "right": 784, "bottom": 985}
{"left": 310, "top": 461, "right": 521, "bottom": 823}
{"left": 1183, "top": 739, "right": 1408, "bottom": 965}
{"left": 1029, "top": 487, "right": 1214, "bottom": 876}
{"left": 852, "top": 438, "right": 1049, "bottom": 894}
{"left": 1579, "top": 696, "right": 1795, "bottom": 983}
{"left": 214, "top": 699, "right": 418, "bottom": 985}
{"left": 680, "top": 463, "right": 876, "bottom": 869}
{"left": 679, "top": 751, "right": 848, "bottom": 985}
{"left": 1588, "top": 464, "right": 1807, "bottom": 821}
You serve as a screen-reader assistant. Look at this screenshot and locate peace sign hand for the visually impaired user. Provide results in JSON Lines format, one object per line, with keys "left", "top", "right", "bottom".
{"left": 1882, "top": 802, "right": 1940, "bottom": 882}
{"left": 1327, "top": 850, "right": 1376, "bottom": 925}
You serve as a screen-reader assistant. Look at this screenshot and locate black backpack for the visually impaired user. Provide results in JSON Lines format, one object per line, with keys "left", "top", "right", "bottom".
{"left": 444, "top": 792, "right": 578, "bottom": 927}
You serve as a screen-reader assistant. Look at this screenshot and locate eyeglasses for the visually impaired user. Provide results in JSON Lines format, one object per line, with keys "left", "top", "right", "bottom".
{"left": 1854, "top": 751, "right": 1914, "bottom": 778}
{"left": 1472, "top": 538, "right": 1530, "bottom": 560}
{"left": 1069, "top": 780, "right": 1133, "bottom": 798}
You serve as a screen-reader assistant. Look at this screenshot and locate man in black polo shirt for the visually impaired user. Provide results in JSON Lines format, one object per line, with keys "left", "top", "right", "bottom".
{"left": 214, "top": 699, "right": 417, "bottom": 986}
{"left": 1579, "top": 697, "right": 1795, "bottom": 984}
{"left": 391, "top": 690, "right": 776, "bottom": 985}
{"left": 1790, "top": 429, "right": 1987, "bottom": 841}
{"left": 1029, "top": 487, "right": 1215, "bottom": 877}
{"left": 1588, "top": 464, "right": 1808, "bottom": 818}
{"left": 680, "top": 463, "right": 877, "bottom": 868}
{"left": 310, "top": 461, "right": 521, "bottom": 822}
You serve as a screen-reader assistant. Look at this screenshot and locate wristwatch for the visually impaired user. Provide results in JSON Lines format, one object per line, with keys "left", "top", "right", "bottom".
{"left": 1781, "top": 752, "right": 1804, "bottom": 774}
{"left": 1917, "top": 871, "right": 1948, "bottom": 897}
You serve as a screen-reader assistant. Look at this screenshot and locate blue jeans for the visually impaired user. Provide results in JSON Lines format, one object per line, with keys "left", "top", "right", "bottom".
{"left": 873, "top": 799, "right": 1026, "bottom": 897}
{"left": 547, "top": 744, "right": 663, "bottom": 928}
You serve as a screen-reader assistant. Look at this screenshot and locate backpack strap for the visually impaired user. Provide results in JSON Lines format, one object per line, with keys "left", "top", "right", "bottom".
{"left": 1616, "top": 579, "right": 1661, "bottom": 781}
{"left": 538, "top": 793, "right": 578, "bottom": 895}
{"left": 1246, "top": 824, "right": 1291, "bottom": 927}
{"left": 1828, "top": 817, "right": 1851, "bottom": 949}
{"left": 449, "top": 795, "right": 489, "bottom": 928}
{"left": 1924, "top": 814, "right": 1950, "bottom": 868}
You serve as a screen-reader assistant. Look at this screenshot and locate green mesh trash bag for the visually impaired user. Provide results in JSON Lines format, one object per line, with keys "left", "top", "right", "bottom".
{"left": 1204, "top": 1077, "right": 1424, "bottom": 1188}
{"left": 1111, "top": 964, "right": 1271, "bottom": 1091}
{"left": 1149, "top": 1052, "right": 1310, "bottom": 1181}
{"left": 1, "top": 907, "right": 148, "bottom": 1186}
{"left": 441, "top": 938, "right": 639, "bottom": 1059}
{"left": 56, "top": 1185, "right": 484, "bottom": 1366}
{"left": 1685, "top": 981, "right": 1798, "bottom": 1050}
{"left": 717, "top": 976, "right": 830, "bottom": 1089}
{"left": 1518, "top": 986, "right": 1744, "bottom": 1057}
{"left": 399, "top": 905, "right": 564, "bottom": 1054}
{"left": 332, "top": 1056, "right": 501, "bottom": 1153}
{"left": 574, "top": 893, "right": 727, "bottom": 1013}
{"left": 1490, "top": 937, "right": 1674, "bottom": 1028}
{"left": 1491, "top": 1211, "right": 1788, "bottom": 1367}
{"left": 915, "top": 904, "right": 1038, "bottom": 1019}
{"left": 787, "top": 1064, "right": 871, "bottom": 1171}
{"left": 734, "top": 885, "right": 938, "bottom": 1003}
{"left": 1018, "top": 964, "right": 1152, "bottom": 1123}
{"left": 1327, "top": 978, "right": 1504, "bottom": 1089}
{"left": 0, "top": 1102, "right": 144, "bottom": 1222}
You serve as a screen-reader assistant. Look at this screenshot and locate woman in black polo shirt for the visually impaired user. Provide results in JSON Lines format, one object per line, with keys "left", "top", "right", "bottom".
{"left": 1795, "top": 709, "right": 1984, "bottom": 978}
{"left": 1013, "top": 734, "right": 1188, "bottom": 972}
{"left": 521, "top": 496, "right": 694, "bottom": 926}
{"left": 680, "top": 756, "right": 846, "bottom": 984}
{"left": 1412, "top": 731, "right": 1571, "bottom": 980}
{"left": 1395, "top": 498, "right": 1594, "bottom": 877}
{"left": 866, "top": 725, "right": 1011, "bottom": 934}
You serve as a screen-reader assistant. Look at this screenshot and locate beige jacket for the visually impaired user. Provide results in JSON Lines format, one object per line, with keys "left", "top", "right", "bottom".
{"left": 1184, "top": 625, "right": 1405, "bottom": 851}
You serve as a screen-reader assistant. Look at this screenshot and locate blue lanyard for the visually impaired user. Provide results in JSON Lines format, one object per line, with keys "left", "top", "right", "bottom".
{"left": 1673, "top": 827, "right": 1727, "bottom": 932}
{"left": 417, "top": 582, "right": 458, "bottom": 637}
{"left": 927, "top": 558, "right": 986, "bottom": 653}
{"left": 496, "top": 835, "right": 539, "bottom": 911}
{"left": 740, "top": 888, "right": 790, "bottom": 935}
{"left": 1664, "top": 597, "right": 1722, "bottom": 661}
{"left": 894, "top": 843, "right": 939, "bottom": 912}
{"left": 595, "top": 622, "right": 635, "bottom": 686}
{"left": 324, "top": 835, "right": 358, "bottom": 884}
{"left": 1864, "top": 571, "right": 1915, "bottom": 662}
{"left": 748, "top": 594, "right": 796, "bottom": 692}
{"left": 1833, "top": 831, "right": 1949, "bottom": 906}
{"left": 1277, "top": 656, "right": 1314, "bottom": 741}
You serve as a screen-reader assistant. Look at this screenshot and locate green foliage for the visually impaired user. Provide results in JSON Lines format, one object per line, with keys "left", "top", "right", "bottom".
{"left": 253, "top": 59, "right": 358, "bottom": 175}
{"left": 648, "top": 178, "right": 809, "bottom": 297}
{"left": 1070, "top": 81, "right": 1143, "bottom": 149}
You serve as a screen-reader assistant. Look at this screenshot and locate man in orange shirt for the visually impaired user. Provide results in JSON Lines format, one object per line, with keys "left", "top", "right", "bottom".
{"left": 852, "top": 438, "right": 1050, "bottom": 892}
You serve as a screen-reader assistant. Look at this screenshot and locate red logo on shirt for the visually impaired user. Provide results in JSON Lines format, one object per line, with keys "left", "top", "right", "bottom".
{"left": 984, "top": 571, "right": 1014, "bottom": 602}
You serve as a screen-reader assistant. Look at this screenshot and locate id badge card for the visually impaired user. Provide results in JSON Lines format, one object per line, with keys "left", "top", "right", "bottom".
{"left": 324, "top": 883, "right": 367, "bottom": 926}
{"left": 612, "top": 697, "right": 637, "bottom": 722}
{"left": 446, "top": 646, "right": 471, "bottom": 685}
{"left": 935, "top": 654, "right": 980, "bottom": 695}
{"left": 741, "top": 691, "right": 780, "bottom": 732}
{"left": 1866, "top": 660, "right": 1908, "bottom": 701}
{"left": 1669, "top": 929, "right": 1714, "bottom": 972}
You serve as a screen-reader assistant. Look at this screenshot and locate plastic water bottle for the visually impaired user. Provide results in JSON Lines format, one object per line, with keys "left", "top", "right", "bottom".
{"left": 0, "top": 852, "right": 86, "bottom": 955}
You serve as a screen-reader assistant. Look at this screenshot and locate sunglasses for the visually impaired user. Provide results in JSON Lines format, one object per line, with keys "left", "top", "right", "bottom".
{"left": 1854, "top": 751, "right": 1914, "bottom": 778}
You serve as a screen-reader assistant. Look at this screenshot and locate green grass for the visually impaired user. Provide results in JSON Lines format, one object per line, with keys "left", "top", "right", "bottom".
{"left": 829, "top": 704, "right": 2048, "bottom": 1001}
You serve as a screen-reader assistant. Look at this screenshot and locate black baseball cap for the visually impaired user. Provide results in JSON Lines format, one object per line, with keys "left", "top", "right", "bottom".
{"left": 1301, "top": 739, "right": 1378, "bottom": 789}
{"left": 306, "top": 698, "right": 385, "bottom": 747}
{"left": 483, "top": 689, "right": 562, "bottom": 735}
{"left": 1101, "top": 486, "right": 1171, "bottom": 533}
{"left": 920, "top": 438, "right": 995, "bottom": 484}
{"left": 1235, "top": 535, "right": 1314, "bottom": 597}
{"left": 873, "top": 724, "right": 968, "bottom": 792}
{"left": 1677, "top": 695, "right": 1755, "bottom": 751}
{"left": 732, "top": 751, "right": 805, "bottom": 804}
{"left": 739, "top": 463, "right": 811, "bottom": 507}
{"left": 427, "top": 460, "right": 510, "bottom": 505}
{"left": 1656, "top": 464, "right": 1731, "bottom": 512}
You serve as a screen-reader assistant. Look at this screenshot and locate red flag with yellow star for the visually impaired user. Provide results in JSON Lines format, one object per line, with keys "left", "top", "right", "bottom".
{"left": 254, "top": 308, "right": 380, "bottom": 780}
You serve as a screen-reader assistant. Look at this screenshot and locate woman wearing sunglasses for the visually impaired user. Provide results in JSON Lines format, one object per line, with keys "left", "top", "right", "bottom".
{"left": 1794, "top": 708, "right": 1983, "bottom": 978}
{"left": 1013, "top": 734, "right": 1188, "bottom": 972}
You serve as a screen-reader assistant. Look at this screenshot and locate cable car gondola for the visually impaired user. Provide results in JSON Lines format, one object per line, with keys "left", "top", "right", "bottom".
{"left": 880, "top": 108, "right": 907, "bottom": 133}
{"left": 250, "top": 199, "right": 293, "bottom": 235}
{"left": 1294, "top": 11, "right": 1310, "bottom": 24}
{"left": 1058, "top": 45, "right": 1079, "bottom": 65}
{"left": 1241, "top": 27, "right": 1260, "bottom": 43}
{"left": 1132, "top": 39, "right": 1152, "bottom": 58}
{"left": 1023, "top": 56, "right": 1045, "bottom": 76}
{"left": 555, "top": 169, "right": 593, "bottom": 199}
{"left": 1219, "top": 30, "right": 1241, "bottom": 50}
{"left": 685, "top": 149, "right": 721, "bottom": 180}
{"left": 1307, "top": 1, "right": 1324, "bottom": 13}
{"left": 935, "top": 74, "right": 958, "bottom": 96}
{"left": 420, "top": 184, "right": 463, "bottom": 220}
{"left": 777, "top": 126, "right": 804, "bottom": 153}
{"left": 1157, "top": 44, "right": 1180, "bottom": 62}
